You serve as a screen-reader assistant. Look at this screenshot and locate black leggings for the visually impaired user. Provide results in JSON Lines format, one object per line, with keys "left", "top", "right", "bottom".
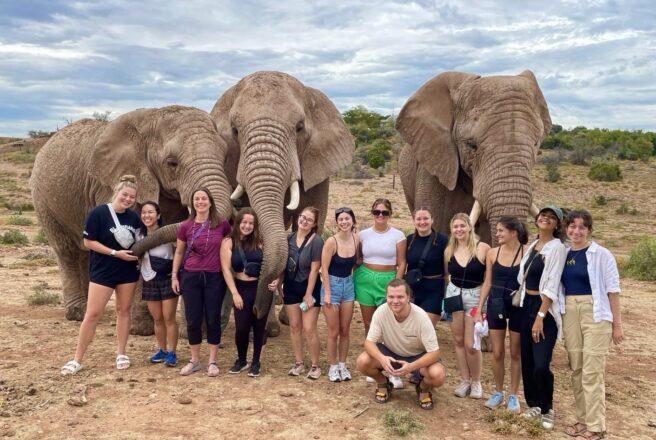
{"left": 234, "top": 279, "right": 268, "bottom": 364}
{"left": 520, "top": 294, "right": 558, "bottom": 413}
{"left": 181, "top": 271, "right": 226, "bottom": 345}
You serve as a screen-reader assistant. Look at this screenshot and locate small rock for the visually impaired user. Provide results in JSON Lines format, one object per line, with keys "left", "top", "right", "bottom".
{"left": 647, "top": 420, "right": 656, "bottom": 428}
{"left": 13, "top": 321, "right": 27, "bottom": 328}
{"left": 88, "top": 383, "right": 103, "bottom": 388}
{"left": 0, "top": 411, "right": 9, "bottom": 418}
{"left": 278, "top": 391, "right": 294, "bottom": 397}
{"left": 67, "top": 397, "right": 87, "bottom": 407}
{"left": 128, "top": 383, "right": 135, "bottom": 389}
{"left": 115, "top": 377, "right": 124, "bottom": 383}
{"left": 128, "top": 378, "right": 139, "bottom": 383}
{"left": 92, "top": 414, "right": 99, "bottom": 418}
{"left": 26, "top": 387, "right": 36, "bottom": 396}
{"left": 67, "top": 421, "right": 79, "bottom": 427}
{"left": 178, "top": 395, "right": 192, "bottom": 405}
{"left": 146, "top": 378, "right": 156, "bottom": 383}
{"left": 314, "top": 436, "right": 319, "bottom": 439}
{"left": 462, "top": 423, "right": 469, "bottom": 432}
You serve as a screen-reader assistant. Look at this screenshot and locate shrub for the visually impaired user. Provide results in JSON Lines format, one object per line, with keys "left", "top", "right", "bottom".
{"left": 615, "top": 203, "right": 638, "bottom": 215}
{"left": 383, "top": 410, "right": 423, "bottom": 437}
{"left": 545, "top": 162, "right": 561, "bottom": 182}
{"left": 7, "top": 215, "right": 33, "bottom": 226}
{"left": 26, "top": 282, "right": 60, "bottom": 306}
{"left": 592, "top": 195, "right": 608, "bottom": 206}
{"left": 623, "top": 238, "right": 656, "bottom": 281}
{"left": 33, "top": 229, "right": 49, "bottom": 245}
{"left": 0, "top": 230, "right": 29, "bottom": 245}
{"left": 588, "top": 161, "right": 622, "bottom": 182}
{"left": 3, "top": 201, "right": 34, "bottom": 212}
{"left": 1, "top": 151, "right": 37, "bottom": 164}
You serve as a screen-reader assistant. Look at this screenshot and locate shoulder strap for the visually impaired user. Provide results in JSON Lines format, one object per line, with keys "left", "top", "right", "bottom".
{"left": 495, "top": 247, "right": 501, "bottom": 263}
{"left": 417, "top": 231, "right": 435, "bottom": 269}
{"left": 237, "top": 245, "right": 248, "bottom": 269}
{"left": 106, "top": 204, "right": 121, "bottom": 228}
{"left": 293, "top": 232, "right": 313, "bottom": 275}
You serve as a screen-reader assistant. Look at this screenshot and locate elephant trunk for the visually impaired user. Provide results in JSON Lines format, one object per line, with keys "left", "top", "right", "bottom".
{"left": 131, "top": 223, "right": 179, "bottom": 256}
{"left": 241, "top": 120, "right": 294, "bottom": 319}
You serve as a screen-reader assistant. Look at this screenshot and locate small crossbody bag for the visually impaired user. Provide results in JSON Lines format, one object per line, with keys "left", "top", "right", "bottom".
{"left": 404, "top": 232, "right": 435, "bottom": 287}
{"left": 106, "top": 204, "right": 135, "bottom": 249}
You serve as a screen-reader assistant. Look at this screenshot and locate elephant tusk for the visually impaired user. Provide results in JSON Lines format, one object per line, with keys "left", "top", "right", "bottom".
{"left": 469, "top": 200, "right": 482, "bottom": 226}
{"left": 230, "top": 184, "right": 244, "bottom": 201}
{"left": 529, "top": 203, "right": 540, "bottom": 218}
{"left": 286, "top": 181, "right": 300, "bottom": 210}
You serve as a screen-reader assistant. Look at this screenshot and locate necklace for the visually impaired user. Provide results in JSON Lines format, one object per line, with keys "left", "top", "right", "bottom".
{"left": 190, "top": 220, "right": 211, "bottom": 256}
{"left": 566, "top": 247, "right": 588, "bottom": 266}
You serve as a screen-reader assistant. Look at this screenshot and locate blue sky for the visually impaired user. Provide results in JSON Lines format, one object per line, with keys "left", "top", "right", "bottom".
{"left": 1, "top": 0, "right": 655, "bottom": 137}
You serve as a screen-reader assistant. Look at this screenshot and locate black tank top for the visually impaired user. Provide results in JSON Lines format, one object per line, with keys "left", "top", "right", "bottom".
{"left": 490, "top": 246, "right": 523, "bottom": 298}
{"left": 231, "top": 243, "right": 263, "bottom": 273}
{"left": 406, "top": 232, "right": 448, "bottom": 277}
{"left": 524, "top": 248, "right": 545, "bottom": 291}
{"left": 448, "top": 245, "right": 486, "bottom": 288}
{"left": 328, "top": 235, "right": 357, "bottom": 278}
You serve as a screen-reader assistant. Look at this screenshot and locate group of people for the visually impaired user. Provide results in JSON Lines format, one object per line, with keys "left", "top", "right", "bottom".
{"left": 59, "top": 176, "right": 623, "bottom": 440}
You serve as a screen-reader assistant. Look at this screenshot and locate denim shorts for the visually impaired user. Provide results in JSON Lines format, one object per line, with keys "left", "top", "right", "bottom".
{"left": 321, "top": 274, "right": 355, "bottom": 305}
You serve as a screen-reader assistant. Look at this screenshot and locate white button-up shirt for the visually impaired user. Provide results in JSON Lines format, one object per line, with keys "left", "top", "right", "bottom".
{"left": 558, "top": 241, "right": 621, "bottom": 323}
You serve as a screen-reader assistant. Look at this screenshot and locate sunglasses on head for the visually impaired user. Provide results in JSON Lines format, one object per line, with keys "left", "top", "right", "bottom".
{"left": 372, "top": 209, "right": 391, "bottom": 217}
{"left": 335, "top": 207, "right": 353, "bottom": 216}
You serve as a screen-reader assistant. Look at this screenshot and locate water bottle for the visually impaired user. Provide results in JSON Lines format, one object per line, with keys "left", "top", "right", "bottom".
{"left": 299, "top": 301, "right": 309, "bottom": 312}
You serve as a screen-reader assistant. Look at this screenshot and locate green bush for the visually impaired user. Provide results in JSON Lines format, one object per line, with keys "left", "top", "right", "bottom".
{"left": 3, "top": 201, "right": 34, "bottom": 212}
{"left": 7, "top": 215, "right": 33, "bottom": 226}
{"left": 588, "top": 161, "right": 622, "bottom": 182}
{"left": 33, "top": 229, "right": 49, "bottom": 244}
{"left": 545, "top": 162, "right": 561, "bottom": 182}
{"left": 623, "top": 238, "right": 656, "bottom": 281}
{"left": 0, "top": 229, "right": 29, "bottom": 245}
{"left": 26, "top": 282, "right": 60, "bottom": 306}
{"left": 592, "top": 195, "right": 608, "bottom": 206}
{"left": 615, "top": 203, "right": 638, "bottom": 215}
{"left": 383, "top": 410, "right": 423, "bottom": 437}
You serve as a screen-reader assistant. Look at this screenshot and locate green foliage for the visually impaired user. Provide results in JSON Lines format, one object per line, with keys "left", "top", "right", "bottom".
{"left": 545, "top": 161, "right": 561, "bottom": 182}
{"left": 27, "top": 130, "right": 55, "bottom": 138}
{"left": 1, "top": 151, "right": 37, "bottom": 164}
{"left": 7, "top": 215, "right": 33, "bottom": 226}
{"left": 485, "top": 409, "right": 544, "bottom": 438}
{"left": 615, "top": 203, "right": 638, "bottom": 215}
{"left": 0, "top": 229, "right": 29, "bottom": 245}
{"left": 592, "top": 195, "right": 608, "bottom": 206}
{"left": 92, "top": 111, "right": 112, "bottom": 122}
{"left": 26, "top": 281, "right": 60, "bottom": 306}
{"left": 3, "top": 201, "right": 34, "bottom": 212}
{"left": 383, "top": 410, "right": 423, "bottom": 437}
{"left": 357, "top": 139, "right": 392, "bottom": 169}
{"left": 33, "top": 229, "right": 49, "bottom": 245}
{"left": 588, "top": 161, "right": 622, "bottom": 182}
{"left": 623, "top": 237, "right": 656, "bottom": 281}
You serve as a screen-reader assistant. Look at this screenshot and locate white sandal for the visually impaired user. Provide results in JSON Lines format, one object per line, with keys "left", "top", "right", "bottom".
{"left": 60, "top": 360, "right": 82, "bottom": 376}
{"left": 116, "top": 355, "right": 131, "bottom": 370}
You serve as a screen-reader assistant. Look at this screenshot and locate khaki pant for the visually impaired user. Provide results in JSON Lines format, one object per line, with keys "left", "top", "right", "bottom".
{"left": 563, "top": 296, "right": 612, "bottom": 433}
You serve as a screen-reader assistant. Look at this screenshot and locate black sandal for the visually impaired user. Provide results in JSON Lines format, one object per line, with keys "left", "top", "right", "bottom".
{"left": 375, "top": 379, "right": 393, "bottom": 404}
{"left": 415, "top": 383, "right": 434, "bottom": 410}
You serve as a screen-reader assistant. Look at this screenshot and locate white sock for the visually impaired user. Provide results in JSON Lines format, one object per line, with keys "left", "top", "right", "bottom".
{"left": 339, "top": 362, "right": 346, "bottom": 369}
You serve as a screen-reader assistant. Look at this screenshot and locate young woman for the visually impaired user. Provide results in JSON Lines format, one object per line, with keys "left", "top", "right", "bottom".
{"left": 171, "top": 188, "right": 231, "bottom": 377}
{"left": 354, "top": 198, "right": 406, "bottom": 388}
{"left": 444, "top": 213, "right": 490, "bottom": 399}
{"left": 138, "top": 201, "right": 178, "bottom": 367}
{"left": 60, "top": 175, "right": 140, "bottom": 375}
{"left": 517, "top": 206, "right": 567, "bottom": 430}
{"left": 475, "top": 216, "right": 527, "bottom": 413}
{"left": 560, "top": 210, "right": 623, "bottom": 440}
{"left": 405, "top": 207, "right": 448, "bottom": 325}
{"left": 320, "top": 207, "right": 359, "bottom": 382}
{"left": 274, "top": 207, "right": 324, "bottom": 379}
{"left": 221, "top": 208, "right": 265, "bottom": 377}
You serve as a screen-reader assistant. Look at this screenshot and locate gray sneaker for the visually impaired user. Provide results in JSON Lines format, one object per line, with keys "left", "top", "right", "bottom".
{"left": 541, "top": 409, "right": 555, "bottom": 430}
{"left": 469, "top": 381, "right": 483, "bottom": 399}
{"left": 339, "top": 364, "right": 352, "bottom": 381}
{"left": 454, "top": 380, "right": 471, "bottom": 398}
{"left": 521, "top": 406, "right": 542, "bottom": 419}
{"left": 288, "top": 362, "right": 305, "bottom": 376}
{"left": 307, "top": 365, "right": 322, "bottom": 380}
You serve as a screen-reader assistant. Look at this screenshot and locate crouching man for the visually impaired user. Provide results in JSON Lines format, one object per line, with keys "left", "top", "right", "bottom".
{"left": 356, "top": 278, "right": 446, "bottom": 409}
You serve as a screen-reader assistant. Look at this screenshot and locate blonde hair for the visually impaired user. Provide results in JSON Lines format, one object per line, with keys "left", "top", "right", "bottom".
{"left": 444, "top": 213, "right": 478, "bottom": 263}
{"left": 112, "top": 174, "right": 138, "bottom": 200}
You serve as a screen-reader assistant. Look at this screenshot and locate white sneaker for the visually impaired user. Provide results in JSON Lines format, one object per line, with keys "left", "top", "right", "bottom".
{"left": 328, "top": 365, "right": 341, "bottom": 382}
{"left": 454, "top": 379, "right": 471, "bottom": 398}
{"left": 469, "top": 381, "right": 483, "bottom": 399}
{"left": 388, "top": 374, "right": 404, "bottom": 389}
{"left": 541, "top": 409, "right": 555, "bottom": 431}
{"left": 339, "top": 364, "right": 352, "bottom": 381}
{"left": 365, "top": 376, "right": 376, "bottom": 383}
{"left": 521, "top": 407, "right": 542, "bottom": 419}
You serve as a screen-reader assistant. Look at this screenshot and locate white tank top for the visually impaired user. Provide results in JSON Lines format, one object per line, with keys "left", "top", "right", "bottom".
{"left": 137, "top": 231, "right": 174, "bottom": 282}
{"left": 360, "top": 227, "right": 405, "bottom": 265}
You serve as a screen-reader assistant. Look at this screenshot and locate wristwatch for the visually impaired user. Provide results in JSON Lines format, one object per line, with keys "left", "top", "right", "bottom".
{"left": 537, "top": 311, "right": 546, "bottom": 318}
{"left": 110, "top": 249, "right": 117, "bottom": 257}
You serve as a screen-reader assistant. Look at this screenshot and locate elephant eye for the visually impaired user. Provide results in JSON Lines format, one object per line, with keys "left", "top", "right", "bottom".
{"left": 466, "top": 140, "right": 477, "bottom": 150}
{"left": 166, "top": 157, "right": 178, "bottom": 168}
{"left": 296, "top": 121, "right": 305, "bottom": 133}
{"left": 232, "top": 127, "right": 238, "bottom": 137}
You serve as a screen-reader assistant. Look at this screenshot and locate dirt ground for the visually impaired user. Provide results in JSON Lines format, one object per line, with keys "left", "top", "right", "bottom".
{"left": 1, "top": 158, "right": 655, "bottom": 439}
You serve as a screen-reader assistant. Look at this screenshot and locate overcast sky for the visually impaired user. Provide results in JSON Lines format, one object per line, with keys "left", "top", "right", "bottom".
{"left": 1, "top": 0, "right": 654, "bottom": 137}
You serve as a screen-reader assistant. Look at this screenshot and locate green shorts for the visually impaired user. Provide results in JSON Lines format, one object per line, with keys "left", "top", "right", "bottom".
{"left": 354, "top": 265, "right": 396, "bottom": 307}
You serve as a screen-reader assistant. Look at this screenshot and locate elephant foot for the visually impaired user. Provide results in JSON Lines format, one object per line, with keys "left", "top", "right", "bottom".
{"left": 278, "top": 306, "right": 290, "bottom": 326}
{"left": 266, "top": 320, "right": 280, "bottom": 338}
{"left": 480, "top": 336, "right": 492, "bottom": 352}
{"left": 130, "top": 319, "right": 154, "bottom": 336}
{"left": 65, "top": 305, "right": 86, "bottom": 321}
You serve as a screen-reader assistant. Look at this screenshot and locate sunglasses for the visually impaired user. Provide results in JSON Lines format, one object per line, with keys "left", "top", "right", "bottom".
{"left": 372, "top": 210, "right": 391, "bottom": 217}
{"left": 335, "top": 207, "right": 353, "bottom": 215}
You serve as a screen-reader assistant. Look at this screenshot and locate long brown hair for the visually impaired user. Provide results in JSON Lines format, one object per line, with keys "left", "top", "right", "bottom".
{"left": 188, "top": 188, "right": 220, "bottom": 228}
{"left": 230, "top": 207, "right": 262, "bottom": 252}
{"left": 301, "top": 206, "right": 320, "bottom": 234}
{"left": 444, "top": 213, "right": 478, "bottom": 262}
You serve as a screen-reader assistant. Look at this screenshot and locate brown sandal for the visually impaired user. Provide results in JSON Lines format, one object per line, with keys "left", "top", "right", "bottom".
{"left": 575, "top": 430, "right": 606, "bottom": 440}
{"left": 374, "top": 380, "right": 392, "bottom": 404}
{"left": 565, "top": 423, "right": 587, "bottom": 437}
{"left": 415, "top": 383, "right": 434, "bottom": 410}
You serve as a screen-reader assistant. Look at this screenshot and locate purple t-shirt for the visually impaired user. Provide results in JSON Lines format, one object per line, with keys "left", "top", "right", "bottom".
{"left": 177, "top": 219, "right": 231, "bottom": 273}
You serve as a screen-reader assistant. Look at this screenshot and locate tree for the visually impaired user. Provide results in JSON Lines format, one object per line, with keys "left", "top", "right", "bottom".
{"left": 93, "top": 111, "right": 112, "bottom": 122}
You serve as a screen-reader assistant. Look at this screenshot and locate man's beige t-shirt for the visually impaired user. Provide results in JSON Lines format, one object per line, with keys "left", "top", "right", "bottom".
{"left": 366, "top": 303, "right": 439, "bottom": 357}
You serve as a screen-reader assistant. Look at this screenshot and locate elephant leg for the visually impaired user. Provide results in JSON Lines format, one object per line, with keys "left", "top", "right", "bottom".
{"left": 278, "top": 303, "right": 289, "bottom": 326}
{"left": 398, "top": 144, "right": 417, "bottom": 213}
{"left": 298, "top": 179, "right": 329, "bottom": 232}
{"left": 53, "top": 240, "right": 87, "bottom": 321}
{"left": 416, "top": 171, "right": 474, "bottom": 236}
{"left": 130, "top": 280, "right": 154, "bottom": 336}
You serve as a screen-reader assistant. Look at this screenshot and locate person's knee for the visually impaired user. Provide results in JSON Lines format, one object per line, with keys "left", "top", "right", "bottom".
{"left": 465, "top": 341, "right": 477, "bottom": 356}
{"left": 83, "top": 307, "right": 103, "bottom": 324}
{"left": 355, "top": 352, "right": 371, "bottom": 373}
{"left": 425, "top": 364, "right": 446, "bottom": 387}
{"left": 339, "top": 326, "right": 350, "bottom": 338}
{"left": 327, "top": 325, "right": 339, "bottom": 339}
{"left": 510, "top": 349, "right": 521, "bottom": 362}
{"left": 289, "top": 320, "right": 302, "bottom": 334}
{"left": 492, "top": 346, "right": 505, "bottom": 361}
{"left": 453, "top": 334, "right": 465, "bottom": 348}
{"left": 115, "top": 303, "right": 132, "bottom": 318}
{"left": 303, "top": 324, "right": 318, "bottom": 339}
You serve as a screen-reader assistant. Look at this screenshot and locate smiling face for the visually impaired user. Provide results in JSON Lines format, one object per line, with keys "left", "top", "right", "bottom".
{"left": 566, "top": 217, "right": 590, "bottom": 247}
{"left": 372, "top": 203, "right": 391, "bottom": 228}
{"left": 495, "top": 222, "right": 517, "bottom": 245}
{"left": 239, "top": 213, "right": 255, "bottom": 238}
{"left": 192, "top": 190, "right": 211, "bottom": 216}
{"left": 297, "top": 209, "right": 316, "bottom": 233}
{"left": 336, "top": 212, "right": 354, "bottom": 232}
{"left": 386, "top": 284, "right": 411, "bottom": 315}
{"left": 536, "top": 210, "right": 558, "bottom": 235}
{"left": 451, "top": 218, "right": 471, "bottom": 241}
{"left": 113, "top": 186, "right": 137, "bottom": 211}
{"left": 413, "top": 209, "right": 433, "bottom": 235}
{"left": 140, "top": 203, "right": 160, "bottom": 229}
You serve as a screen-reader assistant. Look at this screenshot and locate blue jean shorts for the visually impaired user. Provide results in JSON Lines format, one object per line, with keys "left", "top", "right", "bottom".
{"left": 321, "top": 274, "right": 355, "bottom": 305}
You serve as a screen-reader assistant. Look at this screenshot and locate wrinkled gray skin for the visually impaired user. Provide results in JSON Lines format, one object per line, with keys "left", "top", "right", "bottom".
{"left": 30, "top": 106, "right": 232, "bottom": 335}
{"left": 396, "top": 70, "right": 551, "bottom": 243}
{"left": 210, "top": 71, "right": 354, "bottom": 332}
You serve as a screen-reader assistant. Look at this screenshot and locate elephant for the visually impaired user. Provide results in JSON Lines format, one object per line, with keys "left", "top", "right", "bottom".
{"left": 208, "top": 71, "right": 355, "bottom": 329}
{"left": 396, "top": 70, "right": 551, "bottom": 243}
{"left": 30, "top": 105, "right": 233, "bottom": 334}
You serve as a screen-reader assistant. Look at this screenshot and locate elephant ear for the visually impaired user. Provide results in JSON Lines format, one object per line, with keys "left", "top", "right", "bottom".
{"left": 89, "top": 108, "right": 160, "bottom": 204}
{"left": 519, "top": 70, "right": 552, "bottom": 139}
{"left": 396, "top": 71, "right": 478, "bottom": 191}
{"left": 301, "top": 87, "right": 355, "bottom": 191}
{"left": 210, "top": 84, "right": 241, "bottom": 184}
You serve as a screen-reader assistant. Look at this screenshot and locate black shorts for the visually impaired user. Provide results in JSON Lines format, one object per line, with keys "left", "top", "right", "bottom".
{"left": 283, "top": 277, "right": 321, "bottom": 307}
{"left": 142, "top": 276, "right": 177, "bottom": 301}
{"left": 487, "top": 295, "right": 523, "bottom": 333}
{"left": 412, "top": 278, "right": 445, "bottom": 315}
{"left": 91, "top": 272, "right": 140, "bottom": 289}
